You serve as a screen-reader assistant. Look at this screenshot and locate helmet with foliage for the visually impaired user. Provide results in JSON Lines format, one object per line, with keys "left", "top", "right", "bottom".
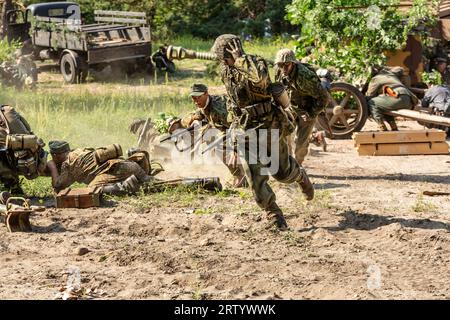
{"left": 210, "top": 34, "right": 242, "bottom": 60}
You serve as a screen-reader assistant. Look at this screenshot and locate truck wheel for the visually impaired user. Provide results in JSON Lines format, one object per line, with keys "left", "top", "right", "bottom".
{"left": 60, "top": 53, "right": 79, "bottom": 84}
{"left": 60, "top": 52, "right": 88, "bottom": 84}
{"left": 318, "top": 82, "right": 369, "bottom": 139}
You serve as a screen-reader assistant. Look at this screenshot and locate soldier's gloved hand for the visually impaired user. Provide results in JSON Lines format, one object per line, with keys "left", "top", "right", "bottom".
{"left": 226, "top": 39, "right": 244, "bottom": 60}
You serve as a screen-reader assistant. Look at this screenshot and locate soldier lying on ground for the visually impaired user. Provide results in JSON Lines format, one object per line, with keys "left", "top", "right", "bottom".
{"left": 274, "top": 49, "right": 329, "bottom": 165}
{"left": 45, "top": 141, "right": 222, "bottom": 195}
{"left": 0, "top": 105, "right": 48, "bottom": 194}
{"left": 366, "top": 66, "right": 419, "bottom": 131}
{"left": 167, "top": 83, "right": 248, "bottom": 188}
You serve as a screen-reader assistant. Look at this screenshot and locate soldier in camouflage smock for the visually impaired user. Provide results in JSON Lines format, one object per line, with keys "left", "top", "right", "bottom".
{"left": 274, "top": 49, "right": 329, "bottom": 165}
{"left": 169, "top": 83, "right": 247, "bottom": 187}
{"left": 210, "top": 34, "right": 314, "bottom": 230}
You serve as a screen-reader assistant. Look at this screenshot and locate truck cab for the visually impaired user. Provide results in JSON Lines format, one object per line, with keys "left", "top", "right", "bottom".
{"left": 6, "top": 2, "right": 81, "bottom": 43}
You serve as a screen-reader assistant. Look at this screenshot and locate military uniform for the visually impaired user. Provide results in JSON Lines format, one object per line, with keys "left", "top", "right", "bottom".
{"left": 49, "top": 141, "right": 151, "bottom": 193}
{"left": 49, "top": 141, "right": 223, "bottom": 195}
{"left": 174, "top": 84, "right": 246, "bottom": 186}
{"left": 274, "top": 49, "right": 328, "bottom": 164}
{"left": 211, "top": 34, "right": 314, "bottom": 230}
{"left": 0, "top": 105, "right": 47, "bottom": 193}
{"left": 367, "top": 68, "right": 419, "bottom": 131}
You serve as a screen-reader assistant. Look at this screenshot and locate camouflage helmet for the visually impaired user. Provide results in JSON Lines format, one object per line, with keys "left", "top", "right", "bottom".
{"left": 211, "top": 34, "right": 242, "bottom": 60}
{"left": 274, "top": 49, "right": 297, "bottom": 64}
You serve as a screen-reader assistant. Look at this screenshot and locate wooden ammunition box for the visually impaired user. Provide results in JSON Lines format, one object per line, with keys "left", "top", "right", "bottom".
{"left": 55, "top": 187, "right": 102, "bottom": 208}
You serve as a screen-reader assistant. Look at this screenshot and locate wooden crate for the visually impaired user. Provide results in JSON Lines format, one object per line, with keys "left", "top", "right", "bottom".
{"left": 357, "top": 141, "right": 449, "bottom": 156}
{"left": 353, "top": 129, "right": 447, "bottom": 145}
{"left": 55, "top": 187, "right": 102, "bottom": 208}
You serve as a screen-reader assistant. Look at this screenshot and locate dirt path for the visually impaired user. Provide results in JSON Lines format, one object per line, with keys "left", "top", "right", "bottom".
{"left": 1, "top": 120, "right": 449, "bottom": 300}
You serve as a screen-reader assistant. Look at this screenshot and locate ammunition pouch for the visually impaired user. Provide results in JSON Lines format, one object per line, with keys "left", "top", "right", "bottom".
{"left": 94, "top": 144, "right": 123, "bottom": 165}
{"left": 127, "top": 149, "right": 151, "bottom": 175}
{"left": 16, "top": 155, "right": 38, "bottom": 180}
{"left": 269, "top": 83, "right": 291, "bottom": 109}
{"left": 6, "top": 134, "right": 40, "bottom": 152}
{"left": 242, "top": 101, "right": 273, "bottom": 119}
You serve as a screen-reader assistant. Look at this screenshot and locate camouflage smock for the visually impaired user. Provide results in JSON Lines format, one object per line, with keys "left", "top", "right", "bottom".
{"left": 275, "top": 62, "right": 328, "bottom": 117}
{"left": 220, "top": 55, "right": 272, "bottom": 109}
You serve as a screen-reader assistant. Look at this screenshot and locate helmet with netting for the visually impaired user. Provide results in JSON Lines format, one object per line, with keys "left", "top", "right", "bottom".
{"left": 210, "top": 34, "right": 242, "bottom": 60}
{"left": 274, "top": 49, "right": 297, "bottom": 64}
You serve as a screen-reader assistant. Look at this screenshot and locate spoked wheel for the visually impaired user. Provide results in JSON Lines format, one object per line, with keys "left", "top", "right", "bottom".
{"left": 321, "top": 82, "right": 369, "bottom": 139}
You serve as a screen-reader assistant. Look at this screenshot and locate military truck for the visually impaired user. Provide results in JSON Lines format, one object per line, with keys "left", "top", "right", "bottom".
{"left": 4, "top": 1, "right": 152, "bottom": 83}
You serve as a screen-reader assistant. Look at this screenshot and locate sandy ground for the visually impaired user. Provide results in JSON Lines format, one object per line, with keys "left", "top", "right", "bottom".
{"left": 0, "top": 120, "right": 449, "bottom": 300}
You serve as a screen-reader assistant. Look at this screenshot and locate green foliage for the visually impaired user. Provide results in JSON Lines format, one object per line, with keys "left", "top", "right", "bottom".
{"left": 421, "top": 70, "right": 443, "bottom": 86}
{"left": 286, "top": 0, "right": 441, "bottom": 86}
{"left": 0, "top": 39, "right": 20, "bottom": 63}
{"left": 153, "top": 112, "right": 176, "bottom": 134}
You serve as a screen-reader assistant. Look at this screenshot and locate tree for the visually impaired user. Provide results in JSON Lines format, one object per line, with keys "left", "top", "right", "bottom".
{"left": 286, "top": 0, "right": 441, "bottom": 85}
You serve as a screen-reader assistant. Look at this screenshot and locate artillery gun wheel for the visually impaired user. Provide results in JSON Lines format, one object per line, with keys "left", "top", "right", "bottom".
{"left": 320, "top": 82, "right": 369, "bottom": 139}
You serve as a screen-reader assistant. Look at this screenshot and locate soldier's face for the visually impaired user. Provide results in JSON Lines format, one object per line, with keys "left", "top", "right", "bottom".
{"left": 191, "top": 92, "right": 209, "bottom": 109}
{"left": 279, "top": 62, "right": 294, "bottom": 76}
{"left": 51, "top": 152, "right": 68, "bottom": 164}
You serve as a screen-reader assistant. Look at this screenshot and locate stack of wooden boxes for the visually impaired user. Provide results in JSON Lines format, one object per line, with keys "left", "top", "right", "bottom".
{"left": 353, "top": 129, "right": 449, "bottom": 156}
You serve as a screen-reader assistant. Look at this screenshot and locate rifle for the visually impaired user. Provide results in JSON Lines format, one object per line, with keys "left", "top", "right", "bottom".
{"left": 159, "top": 124, "right": 197, "bottom": 144}
{"left": 144, "top": 177, "right": 222, "bottom": 192}
{"left": 0, "top": 196, "right": 45, "bottom": 232}
{"left": 160, "top": 122, "right": 209, "bottom": 153}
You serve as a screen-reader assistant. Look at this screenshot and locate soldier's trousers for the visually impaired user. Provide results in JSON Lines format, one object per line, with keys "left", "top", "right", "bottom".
{"left": 291, "top": 115, "right": 317, "bottom": 165}
{"left": 237, "top": 127, "right": 306, "bottom": 212}
{"left": 369, "top": 94, "right": 413, "bottom": 123}
{"left": 89, "top": 160, "right": 150, "bottom": 187}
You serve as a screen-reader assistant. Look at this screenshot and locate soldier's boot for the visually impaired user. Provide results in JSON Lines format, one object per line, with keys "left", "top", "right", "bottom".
{"left": 101, "top": 175, "right": 141, "bottom": 196}
{"left": 297, "top": 169, "right": 314, "bottom": 201}
{"left": 386, "top": 119, "right": 399, "bottom": 131}
{"left": 265, "top": 203, "right": 288, "bottom": 231}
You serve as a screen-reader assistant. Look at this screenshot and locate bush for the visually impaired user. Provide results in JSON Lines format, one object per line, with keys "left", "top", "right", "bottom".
{"left": 286, "top": 0, "right": 441, "bottom": 86}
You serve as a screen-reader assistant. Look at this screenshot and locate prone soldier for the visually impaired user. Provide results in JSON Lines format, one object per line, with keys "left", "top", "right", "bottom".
{"left": 45, "top": 141, "right": 222, "bottom": 195}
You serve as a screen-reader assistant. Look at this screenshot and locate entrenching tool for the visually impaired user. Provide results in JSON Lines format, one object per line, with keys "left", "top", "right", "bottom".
{"left": 0, "top": 197, "right": 45, "bottom": 232}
